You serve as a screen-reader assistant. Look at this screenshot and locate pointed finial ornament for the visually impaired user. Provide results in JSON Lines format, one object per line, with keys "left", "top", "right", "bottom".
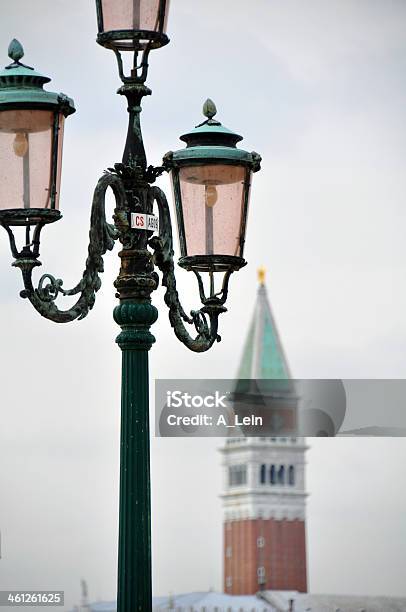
{"left": 203, "top": 98, "right": 217, "bottom": 120}
{"left": 8, "top": 39, "right": 24, "bottom": 62}
{"left": 258, "top": 266, "right": 266, "bottom": 285}
{"left": 5, "top": 39, "right": 33, "bottom": 71}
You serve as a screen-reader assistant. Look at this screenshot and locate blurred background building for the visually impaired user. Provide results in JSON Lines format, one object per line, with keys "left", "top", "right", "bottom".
{"left": 71, "top": 274, "right": 406, "bottom": 612}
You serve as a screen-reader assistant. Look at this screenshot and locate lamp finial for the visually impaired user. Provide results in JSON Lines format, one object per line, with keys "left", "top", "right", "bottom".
{"left": 8, "top": 39, "right": 24, "bottom": 63}
{"left": 203, "top": 98, "right": 217, "bottom": 120}
{"left": 258, "top": 266, "right": 266, "bottom": 285}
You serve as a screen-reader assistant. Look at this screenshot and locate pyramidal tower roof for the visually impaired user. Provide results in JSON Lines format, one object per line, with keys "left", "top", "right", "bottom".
{"left": 236, "top": 268, "right": 291, "bottom": 380}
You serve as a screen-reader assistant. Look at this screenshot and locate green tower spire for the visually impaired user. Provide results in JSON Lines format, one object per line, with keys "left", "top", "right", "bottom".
{"left": 237, "top": 268, "right": 291, "bottom": 380}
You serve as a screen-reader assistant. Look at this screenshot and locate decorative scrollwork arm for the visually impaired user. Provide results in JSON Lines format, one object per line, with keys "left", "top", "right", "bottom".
{"left": 149, "top": 185, "right": 227, "bottom": 353}
{"left": 13, "top": 173, "right": 127, "bottom": 323}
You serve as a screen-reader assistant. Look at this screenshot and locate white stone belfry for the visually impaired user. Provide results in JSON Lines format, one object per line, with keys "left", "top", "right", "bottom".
{"left": 221, "top": 436, "right": 307, "bottom": 522}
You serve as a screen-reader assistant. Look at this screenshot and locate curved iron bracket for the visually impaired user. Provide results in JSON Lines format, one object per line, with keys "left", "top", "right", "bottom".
{"left": 2, "top": 169, "right": 235, "bottom": 349}
{"left": 149, "top": 185, "right": 231, "bottom": 353}
{"left": 10, "top": 173, "right": 127, "bottom": 323}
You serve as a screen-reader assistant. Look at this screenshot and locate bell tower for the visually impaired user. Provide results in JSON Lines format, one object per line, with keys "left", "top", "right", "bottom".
{"left": 221, "top": 270, "right": 308, "bottom": 595}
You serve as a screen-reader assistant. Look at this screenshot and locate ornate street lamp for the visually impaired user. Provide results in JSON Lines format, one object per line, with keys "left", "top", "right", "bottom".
{"left": 0, "top": 4, "right": 261, "bottom": 611}
{"left": 165, "top": 98, "right": 261, "bottom": 275}
{"left": 0, "top": 40, "right": 74, "bottom": 250}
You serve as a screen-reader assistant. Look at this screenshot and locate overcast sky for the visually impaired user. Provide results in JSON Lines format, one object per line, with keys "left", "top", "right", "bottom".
{"left": 1, "top": 1, "right": 406, "bottom": 609}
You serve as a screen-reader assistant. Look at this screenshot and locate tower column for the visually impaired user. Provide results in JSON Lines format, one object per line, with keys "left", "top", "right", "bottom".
{"left": 221, "top": 271, "right": 308, "bottom": 595}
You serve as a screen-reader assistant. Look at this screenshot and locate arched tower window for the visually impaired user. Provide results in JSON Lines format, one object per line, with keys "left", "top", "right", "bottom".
{"left": 228, "top": 464, "right": 247, "bottom": 487}
{"left": 278, "top": 465, "right": 285, "bottom": 485}
{"left": 260, "top": 464, "right": 266, "bottom": 484}
{"left": 288, "top": 465, "right": 295, "bottom": 485}
{"left": 270, "top": 464, "right": 276, "bottom": 485}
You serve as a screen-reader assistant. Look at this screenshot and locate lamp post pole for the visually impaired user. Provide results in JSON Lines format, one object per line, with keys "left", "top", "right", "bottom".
{"left": 0, "top": 4, "right": 261, "bottom": 612}
{"left": 113, "top": 92, "right": 158, "bottom": 607}
{"left": 115, "top": 287, "right": 157, "bottom": 611}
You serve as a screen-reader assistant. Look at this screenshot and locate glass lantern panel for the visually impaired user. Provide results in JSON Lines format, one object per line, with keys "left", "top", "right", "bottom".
{"left": 101, "top": 0, "right": 169, "bottom": 32}
{"left": 54, "top": 114, "right": 65, "bottom": 210}
{"left": 178, "top": 164, "right": 248, "bottom": 257}
{"left": 0, "top": 110, "right": 63, "bottom": 211}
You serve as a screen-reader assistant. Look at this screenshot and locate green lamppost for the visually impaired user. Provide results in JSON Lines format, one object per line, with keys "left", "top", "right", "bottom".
{"left": 0, "top": 2, "right": 261, "bottom": 611}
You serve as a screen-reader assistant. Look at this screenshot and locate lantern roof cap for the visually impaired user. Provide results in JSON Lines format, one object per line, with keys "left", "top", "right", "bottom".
{"left": 179, "top": 99, "right": 243, "bottom": 148}
{"left": 0, "top": 40, "right": 50, "bottom": 85}
{"left": 168, "top": 99, "right": 261, "bottom": 171}
{"left": 0, "top": 40, "right": 75, "bottom": 116}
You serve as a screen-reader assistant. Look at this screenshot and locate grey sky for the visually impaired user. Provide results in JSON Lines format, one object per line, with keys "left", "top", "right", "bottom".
{"left": 1, "top": 1, "right": 406, "bottom": 609}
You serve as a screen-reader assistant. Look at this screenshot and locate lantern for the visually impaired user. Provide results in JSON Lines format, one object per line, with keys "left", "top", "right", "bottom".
{"left": 0, "top": 40, "right": 75, "bottom": 227}
{"left": 96, "top": 0, "right": 170, "bottom": 51}
{"left": 165, "top": 99, "right": 261, "bottom": 273}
